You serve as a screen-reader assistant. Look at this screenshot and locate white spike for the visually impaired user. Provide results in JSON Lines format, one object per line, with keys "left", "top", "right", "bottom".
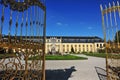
{"left": 117, "top": 1, "right": 119, "bottom": 6}
{"left": 113, "top": 1, "right": 117, "bottom": 26}
{"left": 100, "top": 4, "right": 103, "bottom": 11}
{"left": 117, "top": 1, "right": 119, "bottom": 9}
{"left": 105, "top": 4, "right": 110, "bottom": 41}
{"left": 105, "top": 5, "right": 108, "bottom": 27}
{"left": 105, "top": 5, "right": 107, "bottom": 14}
{"left": 109, "top": 3, "right": 111, "bottom": 8}
{"left": 109, "top": 2, "right": 113, "bottom": 27}
{"left": 105, "top": 5, "right": 107, "bottom": 8}
{"left": 117, "top": 1, "right": 120, "bottom": 17}
{"left": 113, "top": 1, "right": 116, "bottom": 12}
{"left": 113, "top": 1, "right": 115, "bottom": 6}
{"left": 10, "top": 10, "right": 13, "bottom": 20}
{"left": 105, "top": 5, "right": 107, "bottom": 10}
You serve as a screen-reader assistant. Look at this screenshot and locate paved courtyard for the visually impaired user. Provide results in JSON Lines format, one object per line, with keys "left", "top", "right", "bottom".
{"left": 46, "top": 54, "right": 106, "bottom": 80}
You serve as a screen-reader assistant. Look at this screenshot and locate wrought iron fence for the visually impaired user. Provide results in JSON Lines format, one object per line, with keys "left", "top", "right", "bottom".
{"left": 100, "top": 1, "right": 120, "bottom": 80}
{"left": 0, "top": 0, "right": 46, "bottom": 80}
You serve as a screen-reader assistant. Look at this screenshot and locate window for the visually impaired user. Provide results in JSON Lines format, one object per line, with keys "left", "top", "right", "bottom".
{"left": 51, "top": 38, "right": 56, "bottom": 43}
{"left": 79, "top": 45, "right": 81, "bottom": 47}
{"left": 97, "top": 44, "right": 99, "bottom": 47}
{"left": 75, "top": 45, "right": 77, "bottom": 47}
{"left": 58, "top": 40, "right": 60, "bottom": 42}
{"left": 83, "top": 45, "right": 84, "bottom": 47}
{"left": 87, "top": 45, "right": 88, "bottom": 47}
{"left": 100, "top": 44, "right": 102, "bottom": 48}
{"left": 103, "top": 44, "right": 105, "bottom": 47}
{"left": 90, "top": 45, "right": 92, "bottom": 47}
{"left": 67, "top": 45, "right": 69, "bottom": 47}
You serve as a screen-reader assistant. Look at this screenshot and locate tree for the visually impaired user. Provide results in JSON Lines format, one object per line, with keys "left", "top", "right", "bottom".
{"left": 114, "top": 30, "right": 120, "bottom": 43}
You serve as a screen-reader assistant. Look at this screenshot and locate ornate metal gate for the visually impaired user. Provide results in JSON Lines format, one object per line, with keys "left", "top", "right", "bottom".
{"left": 0, "top": 0, "right": 46, "bottom": 80}
{"left": 100, "top": 1, "right": 120, "bottom": 80}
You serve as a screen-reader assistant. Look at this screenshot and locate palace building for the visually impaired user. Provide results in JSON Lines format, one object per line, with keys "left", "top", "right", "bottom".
{"left": 2, "top": 35, "right": 105, "bottom": 54}
{"left": 45, "top": 36, "right": 104, "bottom": 54}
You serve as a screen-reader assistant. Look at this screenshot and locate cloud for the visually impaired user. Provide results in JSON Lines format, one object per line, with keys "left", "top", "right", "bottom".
{"left": 56, "top": 22, "right": 69, "bottom": 27}
{"left": 56, "top": 22, "right": 63, "bottom": 26}
{"left": 88, "top": 27, "right": 93, "bottom": 30}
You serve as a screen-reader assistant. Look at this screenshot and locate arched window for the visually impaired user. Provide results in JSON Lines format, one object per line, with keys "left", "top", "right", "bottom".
{"left": 100, "top": 44, "right": 102, "bottom": 48}
{"left": 97, "top": 44, "right": 99, "bottom": 47}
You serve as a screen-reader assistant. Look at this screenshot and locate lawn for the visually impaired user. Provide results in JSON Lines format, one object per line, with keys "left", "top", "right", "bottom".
{"left": 29, "top": 55, "right": 88, "bottom": 60}
{"left": 83, "top": 53, "right": 120, "bottom": 59}
{"left": 84, "top": 53, "right": 106, "bottom": 58}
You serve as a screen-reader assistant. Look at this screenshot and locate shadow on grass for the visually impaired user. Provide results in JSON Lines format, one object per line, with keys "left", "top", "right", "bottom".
{"left": 46, "top": 66, "right": 76, "bottom": 80}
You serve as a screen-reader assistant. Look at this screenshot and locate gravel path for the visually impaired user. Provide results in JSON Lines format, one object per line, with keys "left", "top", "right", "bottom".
{"left": 46, "top": 54, "right": 106, "bottom": 80}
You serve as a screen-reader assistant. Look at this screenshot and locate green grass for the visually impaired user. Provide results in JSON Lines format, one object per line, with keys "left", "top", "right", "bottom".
{"left": 84, "top": 53, "right": 106, "bottom": 58}
{"left": 83, "top": 53, "right": 120, "bottom": 59}
{"left": 29, "top": 55, "right": 88, "bottom": 60}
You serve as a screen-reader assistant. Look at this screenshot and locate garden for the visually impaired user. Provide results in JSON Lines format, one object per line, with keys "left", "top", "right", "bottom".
{"left": 29, "top": 54, "right": 88, "bottom": 60}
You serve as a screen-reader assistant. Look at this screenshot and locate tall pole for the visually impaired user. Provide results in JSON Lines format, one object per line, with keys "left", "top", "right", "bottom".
{"left": 8, "top": 9, "right": 12, "bottom": 44}
{"left": 0, "top": 5, "right": 4, "bottom": 40}
{"left": 117, "top": 1, "right": 120, "bottom": 47}
{"left": 100, "top": 5, "right": 109, "bottom": 80}
{"left": 42, "top": 8, "right": 46, "bottom": 80}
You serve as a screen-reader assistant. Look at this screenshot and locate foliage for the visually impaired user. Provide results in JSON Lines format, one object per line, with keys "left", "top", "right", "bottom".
{"left": 82, "top": 51, "right": 88, "bottom": 54}
{"left": 47, "top": 51, "right": 61, "bottom": 55}
{"left": 77, "top": 52, "right": 81, "bottom": 54}
{"left": 89, "top": 51, "right": 93, "bottom": 53}
{"left": 106, "top": 48, "right": 120, "bottom": 53}
{"left": 0, "top": 47, "right": 6, "bottom": 54}
{"left": 114, "top": 30, "right": 120, "bottom": 43}
{"left": 98, "top": 49, "right": 105, "bottom": 53}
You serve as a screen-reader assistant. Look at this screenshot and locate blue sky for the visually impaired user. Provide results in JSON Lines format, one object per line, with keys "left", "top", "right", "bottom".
{"left": 46, "top": 0, "right": 119, "bottom": 38}
{"left": 0, "top": 0, "right": 119, "bottom": 39}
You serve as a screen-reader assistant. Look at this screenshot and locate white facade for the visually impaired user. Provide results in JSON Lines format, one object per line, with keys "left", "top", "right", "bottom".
{"left": 45, "top": 36, "right": 104, "bottom": 54}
